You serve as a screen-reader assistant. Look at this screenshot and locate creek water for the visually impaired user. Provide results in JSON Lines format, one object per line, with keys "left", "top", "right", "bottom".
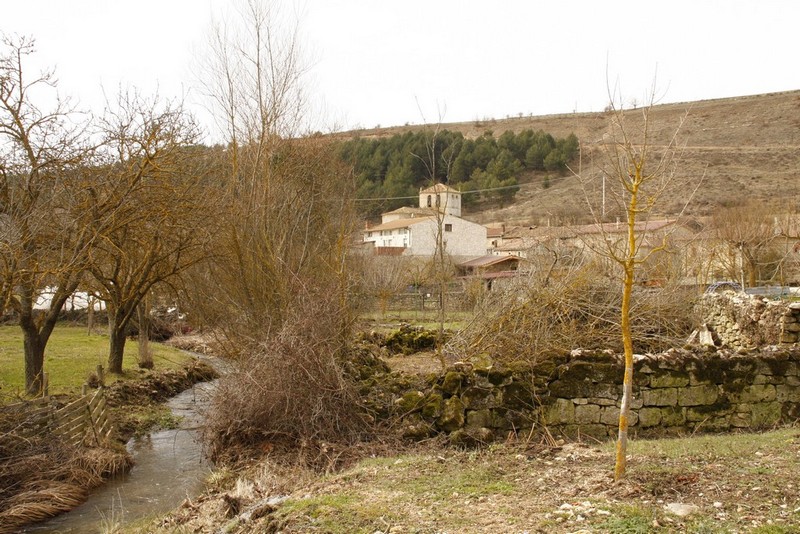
{"left": 25, "top": 380, "right": 216, "bottom": 533}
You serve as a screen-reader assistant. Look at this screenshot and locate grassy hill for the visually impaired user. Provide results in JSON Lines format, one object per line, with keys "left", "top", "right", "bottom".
{"left": 346, "top": 90, "right": 800, "bottom": 226}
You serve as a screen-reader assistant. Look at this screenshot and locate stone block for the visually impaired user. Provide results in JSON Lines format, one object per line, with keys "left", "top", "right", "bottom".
{"left": 740, "top": 384, "right": 777, "bottom": 403}
{"left": 686, "top": 405, "right": 728, "bottom": 423}
{"left": 590, "top": 397, "right": 618, "bottom": 406}
{"left": 575, "top": 403, "right": 601, "bottom": 424}
{"left": 503, "top": 409, "right": 535, "bottom": 430}
{"left": 784, "top": 322, "right": 800, "bottom": 332}
{"left": 780, "top": 333, "right": 798, "bottom": 343}
{"left": 461, "top": 386, "right": 500, "bottom": 410}
{"left": 637, "top": 407, "right": 663, "bottom": 427}
{"left": 678, "top": 385, "right": 719, "bottom": 406}
{"left": 558, "top": 361, "right": 620, "bottom": 383}
{"left": 750, "top": 402, "right": 782, "bottom": 428}
{"left": 660, "top": 407, "right": 686, "bottom": 426}
{"left": 730, "top": 412, "right": 751, "bottom": 428}
{"left": 641, "top": 387, "right": 678, "bottom": 407}
{"left": 437, "top": 396, "right": 465, "bottom": 432}
{"left": 466, "top": 409, "right": 494, "bottom": 430}
{"left": 600, "top": 406, "right": 638, "bottom": 427}
{"left": 502, "top": 382, "right": 534, "bottom": 410}
{"left": 691, "top": 415, "right": 731, "bottom": 432}
{"left": 650, "top": 371, "right": 690, "bottom": 388}
{"left": 543, "top": 398, "right": 575, "bottom": 425}
{"left": 549, "top": 379, "right": 618, "bottom": 399}
{"left": 421, "top": 392, "right": 443, "bottom": 419}
{"left": 441, "top": 371, "right": 465, "bottom": 396}
{"left": 778, "top": 383, "right": 799, "bottom": 402}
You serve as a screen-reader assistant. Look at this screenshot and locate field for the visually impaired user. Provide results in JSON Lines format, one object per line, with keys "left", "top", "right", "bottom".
{"left": 0, "top": 325, "right": 192, "bottom": 400}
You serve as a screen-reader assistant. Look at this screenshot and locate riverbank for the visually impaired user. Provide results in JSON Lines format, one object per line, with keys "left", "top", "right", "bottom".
{"left": 129, "top": 427, "right": 800, "bottom": 533}
{"left": 0, "top": 357, "right": 218, "bottom": 533}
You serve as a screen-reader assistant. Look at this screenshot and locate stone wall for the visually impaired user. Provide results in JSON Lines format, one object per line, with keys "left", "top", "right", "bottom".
{"left": 698, "top": 292, "right": 800, "bottom": 348}
{"left": 394, "top": 347, "right": 800, "bottom": 443}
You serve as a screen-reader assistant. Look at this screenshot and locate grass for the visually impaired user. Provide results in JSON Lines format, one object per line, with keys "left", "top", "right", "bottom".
{"left": 130, "top": 425, "right": 800, "bottom": 533}
{"left": 361, "top": 309, "right": 474, "bottom": 332}
{"left": 0, "top": 324, "right": 193, "bottom": 400}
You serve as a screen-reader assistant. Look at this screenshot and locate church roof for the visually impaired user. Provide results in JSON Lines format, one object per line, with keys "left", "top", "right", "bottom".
{"left": 419, "top": 183, "right": 460, "bottom": 194}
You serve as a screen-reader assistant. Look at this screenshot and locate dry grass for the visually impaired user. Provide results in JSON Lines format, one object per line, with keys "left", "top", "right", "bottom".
{"left": 0, "top": 439, "right": 131, "bottom": 533}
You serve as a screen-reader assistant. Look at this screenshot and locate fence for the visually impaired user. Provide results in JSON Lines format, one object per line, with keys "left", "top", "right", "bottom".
{"left": 5, "top": 389, "right": 115, "bottom": 448}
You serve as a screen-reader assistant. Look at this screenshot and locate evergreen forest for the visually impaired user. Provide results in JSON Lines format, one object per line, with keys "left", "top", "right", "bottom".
{"left": 337, "top": 129, "right": 579, "bottom": 218}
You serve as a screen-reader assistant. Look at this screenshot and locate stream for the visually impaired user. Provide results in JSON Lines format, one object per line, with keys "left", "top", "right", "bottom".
{"left": 25, "top": 379, "right": 216, "bottom": 533}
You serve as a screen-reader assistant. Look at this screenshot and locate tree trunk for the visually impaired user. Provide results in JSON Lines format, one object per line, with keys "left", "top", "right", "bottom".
{"left": 615, "top": 172, "right": 640, "bottom": 481}
{"left": 137, "top": 297, "right": 154, "bottom": 369}
{"left": 19, "top": 291, "right": 69, "bottom": 395}
{"left": 22, "top": 325, "right": 45, "bottom": 395}
{"left": 108, "top": 313, "right": 128, "bottom": 374}
{"left": 615, "top": 261, "right": 635, "bottom": 481}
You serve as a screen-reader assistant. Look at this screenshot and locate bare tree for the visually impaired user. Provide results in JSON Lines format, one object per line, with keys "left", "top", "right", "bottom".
{"left": 0, "top": 34, "right": 94, "bottom": 393}
{"left": 188, "top": 1, "right": 368, "bottom": 456}
{"left": 89, "top": 91, "right": 210, "bottom": 374}
{"left": 712, "top": 200, "right": 784, "bottom": 287}
{"left": 187, "top": 0, "right": 356, "bottom": 346}
{"left": 580, "top": 84, "right": 696, "bottom": 480}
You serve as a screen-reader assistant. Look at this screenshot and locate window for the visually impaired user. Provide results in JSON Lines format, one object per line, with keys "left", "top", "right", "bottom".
{"left": 435, "top": 194, "right": 441, "bottom": 207}
{"left": 427, "top": 195, "right": 432, "bottom": 207}
{"left": 445, "top": 223, "right": 453, "bottom": 232}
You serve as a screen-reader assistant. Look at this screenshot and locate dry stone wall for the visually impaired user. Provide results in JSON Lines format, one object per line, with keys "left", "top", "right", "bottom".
{"left": 698, "top": 292, "right": 800, "bottom": 348}
{"left": 395, "top": 347, "right": 800, "bottom": 443}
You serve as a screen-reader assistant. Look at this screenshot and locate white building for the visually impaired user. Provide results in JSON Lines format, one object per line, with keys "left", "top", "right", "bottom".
{"left": 363, "top": 184, "right": 486, "bottom": 258}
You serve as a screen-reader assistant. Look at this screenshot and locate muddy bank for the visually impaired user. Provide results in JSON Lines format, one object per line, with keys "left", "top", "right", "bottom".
{"left": 106, "top": 359, "right": 218, "bottom": 441}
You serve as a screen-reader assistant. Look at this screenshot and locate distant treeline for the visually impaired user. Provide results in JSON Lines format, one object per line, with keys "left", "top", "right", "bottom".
{"left": 338, "top": 129, "right": 579, "bottom": 217}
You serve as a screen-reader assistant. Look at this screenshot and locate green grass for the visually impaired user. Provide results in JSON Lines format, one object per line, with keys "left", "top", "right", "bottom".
{"left": 619, "top": 427, "right": 798, "bottom": 461}
{"left": 0, "top": 325, "right": 192, "bottom": 399}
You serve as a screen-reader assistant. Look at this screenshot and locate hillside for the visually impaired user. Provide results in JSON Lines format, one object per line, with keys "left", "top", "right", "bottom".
{"left": 347, "top": 90, "right": 800, "bottom": 226}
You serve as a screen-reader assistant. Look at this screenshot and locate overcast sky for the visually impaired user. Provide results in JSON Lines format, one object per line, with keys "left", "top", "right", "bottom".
{"left": 4, "top": 0, "right": 799, "bottom": 141}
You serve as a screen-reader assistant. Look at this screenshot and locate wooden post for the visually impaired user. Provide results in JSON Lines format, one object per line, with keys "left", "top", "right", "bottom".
{"left": 42, "top": 372, "right": 49, "bottom": 397}
{"left": 96, "top": 365, "right": 105, "bottom": 387}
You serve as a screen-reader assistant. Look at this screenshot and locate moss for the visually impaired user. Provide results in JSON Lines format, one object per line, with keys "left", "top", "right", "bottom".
{"left": 441, "top": 371, "right": 464, "bottom": 396}
{"left": 421, "top": 392, "right": 443, "bottom": 419}
{"left": 437, "top": 396, "right": 465, "bottom": 432}
{"left": 395, "top": 391, "right": 425, "bottom": 413}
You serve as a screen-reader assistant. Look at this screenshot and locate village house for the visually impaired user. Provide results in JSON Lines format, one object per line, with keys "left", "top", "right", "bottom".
{"left": 363, "top": 184, "right": 487, "bottom": 259}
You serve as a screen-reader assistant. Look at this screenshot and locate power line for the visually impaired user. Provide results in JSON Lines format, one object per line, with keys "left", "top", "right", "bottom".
{"left": 353, "top": 182, "right": 526, "bottom": 202}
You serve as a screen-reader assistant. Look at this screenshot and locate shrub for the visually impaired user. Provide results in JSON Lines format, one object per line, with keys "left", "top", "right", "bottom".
{"left": 446, "top": 265, "right": 697, "bottom": 364}
{"left": 204, "top": 294, "right": 372, "bottom": 466}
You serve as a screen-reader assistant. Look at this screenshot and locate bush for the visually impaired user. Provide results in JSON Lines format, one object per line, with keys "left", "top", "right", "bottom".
{"left": 445, "top": 265, "right": 697, "bottom": 364}
{"left": 204, "top": 294, "right": 372, "bottom": 466}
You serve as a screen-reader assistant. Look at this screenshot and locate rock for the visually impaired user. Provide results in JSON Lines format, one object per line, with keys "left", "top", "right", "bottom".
{"left": 664, "top": 502, "right": 700, "bottom": 517}
{"left": 441, "top": 371, "right": 464, "bottom": 396}
{"left": 437, "top": 396, "right": 465, "bottom": 432}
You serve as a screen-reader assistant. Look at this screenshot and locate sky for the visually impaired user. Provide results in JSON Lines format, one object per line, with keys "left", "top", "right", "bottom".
{"left": 4, "top": 0, "right": 799, "bottom": 142}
